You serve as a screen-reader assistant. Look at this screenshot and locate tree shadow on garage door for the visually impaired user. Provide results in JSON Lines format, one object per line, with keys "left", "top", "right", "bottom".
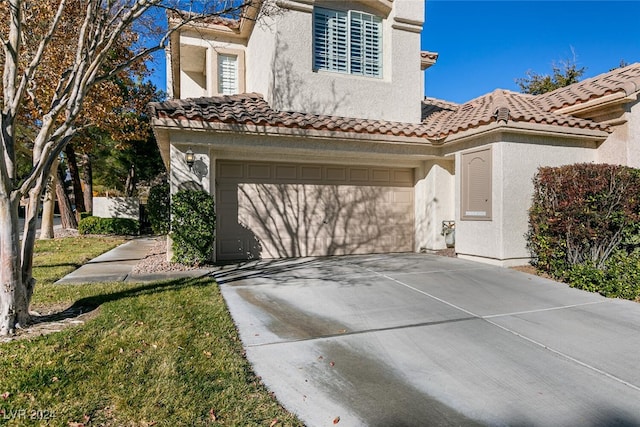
{"left": 236, "top": 183, "right": 413, "bottom": 258}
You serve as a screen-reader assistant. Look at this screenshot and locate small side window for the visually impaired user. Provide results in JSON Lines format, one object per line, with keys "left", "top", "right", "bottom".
{"left": 218, "top": 54, "right": 238, "bottom": 95}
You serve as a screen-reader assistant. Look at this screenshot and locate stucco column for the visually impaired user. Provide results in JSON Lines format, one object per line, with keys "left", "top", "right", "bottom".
{"left": 414, "top": 159, "right": 455, "bottom": 252}
{"left": 206, "top": 46, "right": 215, "bottom": 96}
{"left": 209, "top": 148, "right": 217, "bottom": 262}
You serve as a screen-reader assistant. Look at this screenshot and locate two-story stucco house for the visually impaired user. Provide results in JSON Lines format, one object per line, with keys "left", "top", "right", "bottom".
{"left": 150, "top": 0, "right": 640, "bottom": 266}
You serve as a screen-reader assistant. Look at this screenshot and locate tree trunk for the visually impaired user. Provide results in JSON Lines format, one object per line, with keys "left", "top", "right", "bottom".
{"left": 64, "top": 144, "right": 85, "bottom": 219}
{"left": 56, "top": 164, "right": 78, "bottom": 230}
{"left": 39, "top": 158, "right": 60, "bottom": 239}
{"left": 82, "top": 153, "right": 93, "bottom": 213}
{"left": 0, "top": 195, "right": 27, "bottom": 336}
{"left": 125, "top": 164, "right": 136, "bottom": 197}
{"left": 20, "top": 186, "right": 43, "bottom": 311}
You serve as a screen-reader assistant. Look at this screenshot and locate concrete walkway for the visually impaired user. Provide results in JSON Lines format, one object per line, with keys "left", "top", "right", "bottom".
{"left": 215, "top": 254, "right": 640, "bottom": 427}
{"left": 56, "top": 237, "right": 211, "bottom": 284}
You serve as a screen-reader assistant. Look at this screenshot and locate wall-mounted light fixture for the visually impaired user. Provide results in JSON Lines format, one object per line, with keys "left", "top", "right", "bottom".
{"left": 185, "top": 147, "right": 195, "bottom": 171}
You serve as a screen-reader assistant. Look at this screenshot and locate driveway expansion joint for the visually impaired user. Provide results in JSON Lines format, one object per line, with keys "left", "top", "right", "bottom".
{"left": 353, "top": 261, "right": 640, "bottom": 394}
{"left": 481, "top": 300, "right": 608, "bottom": 319}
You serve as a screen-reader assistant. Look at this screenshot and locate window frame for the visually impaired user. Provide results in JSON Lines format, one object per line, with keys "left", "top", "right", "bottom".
{"left": 313, "top": 6, "right": 383, "bottom": 78}
{"left": 211, "top": 48, "right": 245, "bottom": 96}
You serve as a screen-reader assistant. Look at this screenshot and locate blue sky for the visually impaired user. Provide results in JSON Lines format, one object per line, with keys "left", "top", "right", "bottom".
{"left": 423, "top": 1, "right": 640, "bottom": 103}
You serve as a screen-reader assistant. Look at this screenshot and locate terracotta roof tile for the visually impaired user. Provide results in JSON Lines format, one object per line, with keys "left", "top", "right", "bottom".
{"left": 421, "top": 97, "right": 458, "bottom": 121}
{"left": 167, "top": 9, "right": 241, "bottom": 29}
{"left": 150, "top": 93, "right": 433, "bottom": 139}
{"left": 536, "top": 62, "right": 640, "bottom": 112}
{"left": 151, "top": 92, "right": 610, "bottom": 143}
{"left": 421, "top": 90, "right": 609, "bottom": 138}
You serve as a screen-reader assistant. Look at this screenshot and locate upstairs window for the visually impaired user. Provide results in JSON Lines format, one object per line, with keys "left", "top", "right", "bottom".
{"left": 313, "top": 7, "right": 382, "bottom": 78}
{"left": 218, "top": 54, "right": 238, "bottom": 95}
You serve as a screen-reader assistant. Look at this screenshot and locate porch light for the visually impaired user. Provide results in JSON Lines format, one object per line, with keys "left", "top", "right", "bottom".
{"left": 185, "top": 147, "right": 195, "bottom": 170}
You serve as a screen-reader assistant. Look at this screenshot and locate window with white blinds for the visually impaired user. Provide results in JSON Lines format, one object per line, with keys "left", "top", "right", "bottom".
{"left": 313, "top": 7, "right": 382, "bottom": 78}
{"left": 218, "top": 54, "right": 238, "bottom": 95}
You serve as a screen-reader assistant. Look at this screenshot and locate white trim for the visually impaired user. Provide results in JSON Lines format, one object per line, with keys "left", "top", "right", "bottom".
{"left": 275, "top": 0, "right": 313, "bottom": 13}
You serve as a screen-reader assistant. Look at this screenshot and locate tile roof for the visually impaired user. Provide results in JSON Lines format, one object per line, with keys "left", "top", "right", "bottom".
{"left": 150, "top": 93, "right": 433, "bottom": 138}
{"left": 167, "top": 9, "right": 241, "bottom": 29}
{"left": 420, "top": 51, "right": 439, "bottom": 70}
{"left": 421, "top": 97, "right": 458, "bottom": 121}
{"left": 535, "top": 62, "right": 640, "bottom": 112}
{"left": 151, "top": 83, "right": 616, "bottom": 143}
{"left": 421, "top": 90, "right": 610, "bottom": 138}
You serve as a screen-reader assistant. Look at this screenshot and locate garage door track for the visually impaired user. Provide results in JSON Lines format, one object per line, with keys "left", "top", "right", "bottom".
{"left": 215, "top": 254, "right": 640, "bottom": 426}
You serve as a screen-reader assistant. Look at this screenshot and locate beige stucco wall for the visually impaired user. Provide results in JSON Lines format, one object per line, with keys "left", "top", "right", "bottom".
{"left": 173, "top": 0, "right": 424, "bottom": 121}
{"left": 627, "top": 99, "right": 640, "bottom": 167}
{"left": 414, "top": 159, "right": 455, "bottom": 251}
{"left": 597, "top": 98, "right": 640, "bottom": 167}
{"left": 455, "top": 135, "right": 597, "bottom": 266}
{"left": 245, "top": 0, "right": 424, "bottom": 123}
{"left": 169, "top": 143, "right": 212, "bottom": 195}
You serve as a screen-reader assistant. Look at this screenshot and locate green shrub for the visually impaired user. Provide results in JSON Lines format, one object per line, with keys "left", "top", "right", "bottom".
{"left": 566, "top": 261, "right": 605, "bottom": 294}
{"left": 568, "top": 250, "right": 640, "bottom": 300}
{"left": 80, "top": 211, "right": 93, "bottom": 220}
{"left": 147, "top": 181, "right": 170, "bottom": 235}
{"left": 78, "top": 216, "right": 139, "bottom": 235}
{"left": 528, "top": 163, "right": 640, "bottom": 279}
{"left": 170, "top": 190, "right": 216, "bottom": 266}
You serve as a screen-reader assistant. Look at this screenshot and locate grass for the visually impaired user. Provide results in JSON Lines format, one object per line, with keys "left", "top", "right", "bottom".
{"left": 32, "top": 236, "right": 126, "bottom": 286}
{"left": 1, "top": 237, "right": 302, "bottom": 426}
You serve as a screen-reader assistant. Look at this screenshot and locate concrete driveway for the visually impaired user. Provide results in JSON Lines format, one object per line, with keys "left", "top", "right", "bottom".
{"left": 215, "top": 254, "right": 640, "bottom": 426}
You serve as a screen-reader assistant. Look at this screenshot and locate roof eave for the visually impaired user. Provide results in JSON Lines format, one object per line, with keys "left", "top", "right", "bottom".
{"left": 554, "top": 91, "right": 639, "bottom": 116}
{"left": 151, "top": 116, "right": 436, "bottom": 146}
{"left": 436, "top": 121, "right": 609, "bottom": 147}
{"left": 167, "top": 0, "right": 262, "bottom": 40}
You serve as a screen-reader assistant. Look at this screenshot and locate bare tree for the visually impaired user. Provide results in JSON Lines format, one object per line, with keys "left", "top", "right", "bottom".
{"left": 0, "top": 0, "right": 264, "bottom": 335}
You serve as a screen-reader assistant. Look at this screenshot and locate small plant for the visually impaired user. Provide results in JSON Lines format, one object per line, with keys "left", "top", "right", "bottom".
{"left": 170, "top": 189, "right": 216, "bottom": 266}
{"left": 147, "top": 181, "right": 170, "bottom": 235}
{"left": 78, "top": 216, "right": 139, "bottom": 235}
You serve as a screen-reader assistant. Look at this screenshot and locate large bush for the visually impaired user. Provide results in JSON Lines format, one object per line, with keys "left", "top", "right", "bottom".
{"left": 147, "top": 181, "right": 170, "bottom": 235}
{"left": 528, "top": 163, "right": 640, "bottom": 299}
{"left": 170, "top": 190, "right": 216, "bottom": 266}
{"left": 78, "top": 216, "right": 139, "bottom": 235}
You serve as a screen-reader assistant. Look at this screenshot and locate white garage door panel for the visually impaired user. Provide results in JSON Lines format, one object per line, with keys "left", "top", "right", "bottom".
{"left": 217, "top": 161, "right": 414, "bottom": 260}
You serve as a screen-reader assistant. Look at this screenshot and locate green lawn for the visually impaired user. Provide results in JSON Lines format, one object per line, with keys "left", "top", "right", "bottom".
{"left": 0, "top": 237, "right": 302, "bottom": 426}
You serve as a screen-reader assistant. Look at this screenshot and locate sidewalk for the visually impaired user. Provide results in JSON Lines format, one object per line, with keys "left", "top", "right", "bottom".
{"left": 55, "top": 237, "right": 212, "bottom": 284}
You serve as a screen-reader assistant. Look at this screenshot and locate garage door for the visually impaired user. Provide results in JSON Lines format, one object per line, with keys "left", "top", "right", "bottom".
{"left": 216, "top": 161, "right": 414, "bottom": 260}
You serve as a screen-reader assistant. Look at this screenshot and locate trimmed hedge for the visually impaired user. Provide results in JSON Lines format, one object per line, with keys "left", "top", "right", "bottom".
{"left": 528, "top": 163, "right": 640, "bottom": 300}
{"left": 78, "top": 216, "right": 140, "bottom": 236}
{"left": 170, "top": 190, "right": 216, "bottom": 266}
